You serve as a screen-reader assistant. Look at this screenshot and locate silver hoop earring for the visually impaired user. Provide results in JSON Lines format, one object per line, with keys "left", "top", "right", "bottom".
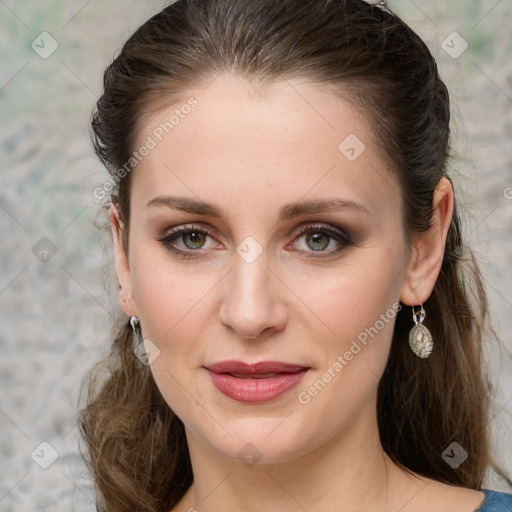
{"left": 408, "top": 305, "right": 433, "bottom": 359}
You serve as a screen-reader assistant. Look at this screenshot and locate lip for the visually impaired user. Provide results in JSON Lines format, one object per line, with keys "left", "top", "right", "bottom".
{"left": 205, "top": 360, "right": 310, "bottom": 403}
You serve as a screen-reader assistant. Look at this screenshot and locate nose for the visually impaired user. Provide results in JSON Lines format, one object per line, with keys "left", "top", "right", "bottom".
{"left": 218, "top": 253, "right": 288, "bottom": 340}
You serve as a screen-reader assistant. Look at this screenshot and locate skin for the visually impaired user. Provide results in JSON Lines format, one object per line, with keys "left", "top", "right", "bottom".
{"left": 110, "top": 73, "right": 486, "bottom": 512}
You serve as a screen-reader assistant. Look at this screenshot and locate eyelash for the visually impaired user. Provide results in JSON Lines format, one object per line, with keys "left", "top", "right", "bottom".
{"left": 156, "top": 223, "right": 354, "bottom": 259}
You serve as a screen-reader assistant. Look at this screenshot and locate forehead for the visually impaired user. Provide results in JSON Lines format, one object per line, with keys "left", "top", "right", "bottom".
{"left": 129, "top": 73, "right": 399, "bottom": 219}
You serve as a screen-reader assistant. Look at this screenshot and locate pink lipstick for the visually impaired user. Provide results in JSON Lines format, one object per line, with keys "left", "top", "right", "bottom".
{"left": 205, "top": 360, "right": 309, "bottom": 403}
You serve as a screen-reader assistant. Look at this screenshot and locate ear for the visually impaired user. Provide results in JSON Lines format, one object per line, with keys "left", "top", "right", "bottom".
{"left": 109, "top": 203, "right": 138, "bottom": 318}
{"left": 400, "top": 177, "right": 454, "bottom": 306}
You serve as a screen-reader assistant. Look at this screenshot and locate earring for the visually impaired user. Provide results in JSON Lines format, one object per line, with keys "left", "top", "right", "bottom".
{"left": 130, "top": 315, "right": 140, "bottom": 335}
{"left": 408, "top": 305, "right": 433, "bottom": 359}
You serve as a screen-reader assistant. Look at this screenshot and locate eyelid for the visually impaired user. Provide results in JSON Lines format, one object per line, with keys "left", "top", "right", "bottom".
{"left": 157, "top": 221, "right": 353, "bottom": 258}
{"left": 292, "top": 222, "right": 352, "bottom": 241}
{"left": 157, "top": 223, "right": 220, "bottom": 247}
{"left": 286, "top": 223, "right": 353, "bottom": 255}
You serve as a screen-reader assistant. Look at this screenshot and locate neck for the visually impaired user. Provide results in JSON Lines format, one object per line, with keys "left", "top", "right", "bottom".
{"left": 177, "top": 396, "right": 410, "bottom": 512}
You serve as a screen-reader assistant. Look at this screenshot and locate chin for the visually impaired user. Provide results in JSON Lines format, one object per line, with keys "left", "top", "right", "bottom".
{"left": 188, "top": 417, "right": 325, "bottom": 467}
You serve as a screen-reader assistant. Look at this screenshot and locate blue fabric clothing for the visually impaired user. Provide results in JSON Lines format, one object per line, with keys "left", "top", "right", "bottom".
{"left": 476, "top": 489, "right": 512, "bottom": 511}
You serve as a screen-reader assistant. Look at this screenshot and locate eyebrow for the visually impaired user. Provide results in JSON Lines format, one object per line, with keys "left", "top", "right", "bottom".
{"left": 145, "top": 195, "right": 370, "bottom": 219}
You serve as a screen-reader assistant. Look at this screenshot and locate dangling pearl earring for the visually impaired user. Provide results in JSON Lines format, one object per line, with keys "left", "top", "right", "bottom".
{"left": 409, "top": 305, "right": 433, "bottom": 358}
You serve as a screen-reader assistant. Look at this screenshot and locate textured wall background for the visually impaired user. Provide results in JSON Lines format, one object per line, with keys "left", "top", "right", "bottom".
{"left": 0, "top": 1, "right": 511, "bottom": 510}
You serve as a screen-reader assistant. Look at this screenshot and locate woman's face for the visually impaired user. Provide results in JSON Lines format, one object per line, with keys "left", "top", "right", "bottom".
{"left": 113, "top": 73, "right": 416, "bottom": 464}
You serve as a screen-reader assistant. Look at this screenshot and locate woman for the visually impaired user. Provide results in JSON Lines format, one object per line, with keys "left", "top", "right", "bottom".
{"left": 79, "top": 0, "right": 512, "bottom": 510}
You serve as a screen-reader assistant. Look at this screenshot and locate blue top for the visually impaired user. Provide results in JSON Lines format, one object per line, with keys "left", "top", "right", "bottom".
{"left": 476, "top": 489, "right": 512, "bottom": 511}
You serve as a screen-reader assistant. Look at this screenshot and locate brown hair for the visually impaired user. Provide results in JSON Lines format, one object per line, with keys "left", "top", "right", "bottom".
{"left": 78, "top": 0, "right": 507, "bottom": 510}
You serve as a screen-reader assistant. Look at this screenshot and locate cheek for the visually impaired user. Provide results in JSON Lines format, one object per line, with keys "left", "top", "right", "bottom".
{"left": 129, "top": 247, "right": 218, "bottom": 419}
{"left": 127, "top": 249, "right": 227, "bottom": 412}
{"left": 287, "top": 246, "right": 405, "bottom": 350}
{"left": 289, "top": 258, "right": 404, "bottom": 444}
{"left": 130, "top": 242, "right": 218, "bottom": 340}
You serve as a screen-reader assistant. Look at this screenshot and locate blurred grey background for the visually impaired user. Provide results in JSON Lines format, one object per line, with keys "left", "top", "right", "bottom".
{"left": 0, "top": 1, "right": 511, "bottom": 510}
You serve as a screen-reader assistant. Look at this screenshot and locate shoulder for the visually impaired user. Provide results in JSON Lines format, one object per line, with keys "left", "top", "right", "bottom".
{"left": 398, "top": 472, "right": 504, "bottom": 512}
{"left": 475, "top": 488, "right": 512, "bottom": 512}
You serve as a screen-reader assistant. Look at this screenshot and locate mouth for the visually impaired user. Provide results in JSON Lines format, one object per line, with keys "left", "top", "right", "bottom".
{"left": 204, "top": 360, "right": 310, "bottom": 403}
{"left": 227, "top": 372, "right": 281, "bottom": 379}
{"left": 206, "top": 360, "right": 309, "bottom": 375}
